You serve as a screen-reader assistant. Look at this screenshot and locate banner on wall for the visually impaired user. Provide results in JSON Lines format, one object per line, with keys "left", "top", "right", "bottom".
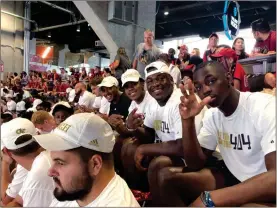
{"left": 222, "top": 0, "right": 241, "bottom": 40}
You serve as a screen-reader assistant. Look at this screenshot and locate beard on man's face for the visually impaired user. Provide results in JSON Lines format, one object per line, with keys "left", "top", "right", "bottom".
{"left": 53, "top": 166, "right": 93, "bottom": 202}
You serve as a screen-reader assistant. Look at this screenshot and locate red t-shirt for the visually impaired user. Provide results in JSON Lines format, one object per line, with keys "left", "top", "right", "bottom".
{"left": 233, "top": 62, "right": 249, "bottom": 92}
{"left": 254, "top": 31, "right": 276, "bottom": 53}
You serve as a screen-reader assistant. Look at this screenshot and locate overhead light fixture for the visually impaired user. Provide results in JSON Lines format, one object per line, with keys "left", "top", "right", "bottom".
{"left": 42, "top": 46, "right": 51, "bottom": 59}
{"left": 47, "top": 32, "right": 51, "bottom": 38}
{"left": 88, "top": 23, "right": 90, "bottom": 27}
{"left": 77, "top": 25, "right": 80, "bottom": 32}
{"left": 164, "top": 6, "right": 169, "bottom": 15}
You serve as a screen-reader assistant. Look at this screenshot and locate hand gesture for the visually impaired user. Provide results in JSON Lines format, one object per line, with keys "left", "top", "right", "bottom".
{"left": 108, "top": 114, "right": 124, "bottom": 129}
{"left": 126, "top": 108, "right": 144, "bottom": 130}
{"left": 134, "top": 146, "right": 147, "bottom": 171}
{"left": 179, "top": 78, "right": 211, "bottom": 120}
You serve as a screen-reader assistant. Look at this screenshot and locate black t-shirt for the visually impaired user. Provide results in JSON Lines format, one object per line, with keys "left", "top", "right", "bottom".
{"left": 109, "top": 93, "right": 132, "bottom": 120}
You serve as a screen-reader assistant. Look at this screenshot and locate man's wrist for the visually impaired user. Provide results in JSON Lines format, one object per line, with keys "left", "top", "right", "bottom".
{"left": 125, "top": 122, "right": 137, "bottom": 132}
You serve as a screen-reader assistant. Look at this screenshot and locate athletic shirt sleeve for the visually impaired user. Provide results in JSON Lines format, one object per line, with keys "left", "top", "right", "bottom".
{"left": 255, "top": 95, "right": 276, "bottom": 156}
{"left": 6, "top": 165, "right": 28, "bottom": 198}
{"left": 144, "top": 101, "right": 154, "bottom": 129}
{"left": 197, "top": 109, "right": 218, "bottom": 151}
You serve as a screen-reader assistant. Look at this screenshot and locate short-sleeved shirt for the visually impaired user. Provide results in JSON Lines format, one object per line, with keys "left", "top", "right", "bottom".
{"left": 128, "top": 91, "right": 153, "bottom": 116}
{"left": 49, "top": 174, "right": 139, "bottom": 207}
{"left": 19, "top": 151, "right": 55, "bottom": 207}
{"left": 233, "top": 62, "right": 249, "bottom": 92}
{"left": 78, "top": 91, "right": 96, "bottom": 108}
{"left": 134, "top": 43, "right": 161, "bottom": 79}
{"left": 198, "top": 92, "right": 276, "bottom": 182}
{"left": 254, "top": 31, "right": 276, "bottom": 53}
{"left": 144, "top": 89, "right": 207, "bottom": 143}
{"left": 109, "top": 93, "right": 132, "bottom": 120}
{"left": 6, "top": 164, "right": 28, "bottom": 198}
{"left": 114, "top": 54, "right": 131, "bottom": 80}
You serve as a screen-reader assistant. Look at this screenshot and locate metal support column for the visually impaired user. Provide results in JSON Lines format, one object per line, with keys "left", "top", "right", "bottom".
{"left": 23, "top": 2, "right": 31, "bottom": 74}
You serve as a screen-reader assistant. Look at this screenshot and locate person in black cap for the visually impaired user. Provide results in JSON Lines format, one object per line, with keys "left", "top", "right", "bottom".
{"left": 203, "top": 33, "right": 219, "bottom": 62}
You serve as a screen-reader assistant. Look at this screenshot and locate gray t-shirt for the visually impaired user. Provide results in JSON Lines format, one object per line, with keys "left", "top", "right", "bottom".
{"left": 134, "top": 43, "right": 161, "bottom": 79}
{"left": 114, "top": 54, "right": 131, "bottom": 80}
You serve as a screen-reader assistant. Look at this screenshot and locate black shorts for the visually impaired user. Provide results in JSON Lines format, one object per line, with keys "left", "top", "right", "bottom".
{"left": 214, "top": 160, "right": 241, "bottom": 187}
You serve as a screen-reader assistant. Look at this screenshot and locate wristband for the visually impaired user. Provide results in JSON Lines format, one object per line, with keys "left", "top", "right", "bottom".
{"left": 200, "top": 191, "right": 215, "bottom": 207}
{"left": 125, "top": 123, "right": 137, "bottom": 132}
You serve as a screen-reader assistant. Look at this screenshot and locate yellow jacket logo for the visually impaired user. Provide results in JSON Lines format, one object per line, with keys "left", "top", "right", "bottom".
{"left": 16, "top": 128, "right": 26, "bottom": 134}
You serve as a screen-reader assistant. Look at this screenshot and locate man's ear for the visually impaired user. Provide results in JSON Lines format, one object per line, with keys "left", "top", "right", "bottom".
{"left": 3, "top": 147, "right": 13, "bottom": 158}
{"left": 225, "top": 72, "right": 233, "bottom": 86}
{"left": 88, "top": 155, "right": 103, "bottom": 177}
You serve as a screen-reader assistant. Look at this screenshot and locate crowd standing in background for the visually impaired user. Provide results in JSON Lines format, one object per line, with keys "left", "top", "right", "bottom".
{"left": 0, "top": 18, "right": 276, "bottom": 207}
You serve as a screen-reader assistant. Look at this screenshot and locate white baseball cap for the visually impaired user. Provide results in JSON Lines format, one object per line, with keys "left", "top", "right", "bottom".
{"left": 98, "top": 76, "right": 119, "bottom": 88}
{"left": 1, "top": 118, "right": 37, "bottom": 150}
{"left": 34, "top": 113, "right": 115, "bottom": 153}
{"left": 144, "top": 61, "right": 171, "bottom": 79}
{"left": 121, "top": 69, "right": 141, "bottom": 87}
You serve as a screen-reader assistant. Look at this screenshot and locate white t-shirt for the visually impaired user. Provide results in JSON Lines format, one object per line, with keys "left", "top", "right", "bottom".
{"left": 6, "top": 165, "right": 28, "bottom": 198}
{"left": 7, "top": 100, "right": 16, "bottom": 111}
{"left": 16, "top": 101, "right": 26, "bottom": 111}
{"left": 198, "top": 92, "right": 276, "bottom": 182}
{"left": 68, "top": 89, "right": 76, "bottom": 102}
{"left": 128, "top": 91, "right": 153, "bottom": 116}
{"left": 78, "top": 91, "right": 96, "bottom": 108}
{"left": 93, "top": 96, "right": 102, "bottom": 109}
{"left": 144, "top": 88, "right": 207, "bottom": 142}
{"left": 50, "top": 174, "right": 140, "bottom": 207}
{"left": 23, "top": 90, "right": 31, "bottom": 99}
{"left": 99, "top": 96, "right": 110, "bottom": 115}
{"left": 19, "top": 151, "right": 55, "bottom": 207}
{"left": 169, "top": 64, "right": 182, "bottom": 87}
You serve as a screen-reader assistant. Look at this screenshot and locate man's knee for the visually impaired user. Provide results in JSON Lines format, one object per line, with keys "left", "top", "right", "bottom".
{"left": 148, "top": 156, "right": 173, "bottom": 176}
{"left": 121, "top": 138, "right": 139, "bottom": 160}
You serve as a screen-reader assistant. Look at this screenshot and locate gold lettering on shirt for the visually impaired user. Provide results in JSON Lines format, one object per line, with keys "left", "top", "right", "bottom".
{"left": 154, "top": 120, "right": 162, "bottom": 131}
{"left": 217, "top": 131, "right": 232, "bottom": 148}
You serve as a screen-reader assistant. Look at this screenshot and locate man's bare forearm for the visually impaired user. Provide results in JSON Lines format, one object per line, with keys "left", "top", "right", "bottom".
{"left": 1, "top": 162, "right": 11, "bottom": 200}
{"left": 140, "top": 139, "right": 183, "bottom": 157}
{"left": 210, "top": 170, "right": 276, "bottom": 206}
{"left": 114, "top": 123, "right": 133, "bottom": 137}
{"left": 132, "top": 126, "right": 155, "bottom": 144}
{"left": 182, "top": 118, "right": 207, "bottom": 170}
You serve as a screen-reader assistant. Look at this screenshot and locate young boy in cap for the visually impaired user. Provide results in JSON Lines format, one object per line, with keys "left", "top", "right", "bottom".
{"left": 51, "top": 101, "right": 74, "bottom": 125}
{"left": 34, "top": 113, "right": 140, "bottom": 207}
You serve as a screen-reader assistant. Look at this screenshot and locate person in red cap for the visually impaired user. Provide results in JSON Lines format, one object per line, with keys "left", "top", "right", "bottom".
{"left": 211, "top": 47, "right": 250, "bottom": 92}
{"left": 203, "top": 33, "right": 219, "bottom": 62}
